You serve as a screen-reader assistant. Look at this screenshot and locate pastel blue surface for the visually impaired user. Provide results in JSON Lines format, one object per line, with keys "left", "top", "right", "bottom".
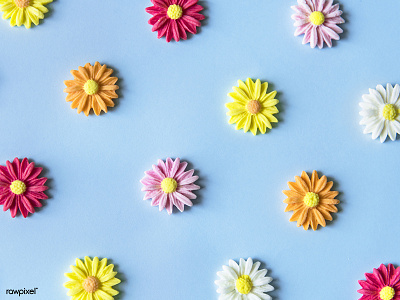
{"left": 0, "top": 0, "right": 400, "bottom": 299}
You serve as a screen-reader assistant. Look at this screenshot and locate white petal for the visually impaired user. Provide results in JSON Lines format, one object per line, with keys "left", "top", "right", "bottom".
{"left": 244, "top": 258, "right": 253, "bottom": 275}
{"left": 390, "top": 84, "right": 400, "bottom": 105}
{"left": 360, "top": 101, "right": 378, "bottom": 110}
{"left": 253, "top": 277, "right": 273, "bottom": 287}
{"left": 379, "top": 121, "right": 388, "bottom": 143}
{"left": 229, "top": 260, "right": 240, "bottom": 276}
{"left": 388, "top": 123, "right": 397, "bottom": 141}
{"left": 239, "top": 258, "right": 246, "bottom": 276}
{"left": 252, "top": 269, "right": 268, "bottom": 281}
{"left": 391, "top": 120, "right": 400, "bottom": 134}
{"left": 217, "top": 271, "right": 235, "bottom": 281}
{"left": 362, "top": 93, "right": 381, "bottom": 106}
{"left": 249, "top": 262, "right": 261, "bottom": 277}
{"left": 376, "top": 84, "right": 387, "bottom": 102}
{"left": 223, "top": 266, "right": 239, "bottom": 280}
{"left": 371, "top": 119, "right": 384, "bottom": 139}
{"left": 370, "top": 88, "right": 385, "bottom": 104}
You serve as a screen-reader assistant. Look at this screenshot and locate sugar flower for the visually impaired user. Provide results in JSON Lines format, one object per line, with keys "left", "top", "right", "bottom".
{"left": 360, "top": 84, "right": 400, "bottom": 143}
{"left": 358, "top": 264, "right": 400, "bottom": 300}
{"left": 64, "top": 256, "right": 121, "bottom": 300}
{"left": 226, "top": 78, "right": 279, "bottom": 135}
{"left": 0, "top": 0, "right": 53, "bottom": 28}
{"left": 145, "top": 0, "right": 205, "bottom": 42}
{"left": 64, "top": 62, "right": 119, "bottom": 116}
{"left": 291, "top": 0, "right": 345, "bottom": 48}
{"left": 215, "top": 258, "right": 274, "bottom": 300}
{"left": 0, "top": 157, "right": 48, "bottom": 218}
{"left": 141, "top": 157, "right": 200, "bottom": 215}
{"left": 283, "top": 170, "right": 339, "bottom": 230}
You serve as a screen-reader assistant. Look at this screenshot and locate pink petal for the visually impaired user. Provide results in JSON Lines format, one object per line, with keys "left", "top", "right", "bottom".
{"left": 170, "top": 20, "right": 181, "bottom": 41}
{"left": 180, "top": 175, "right": 199, "bottom": 185}
{"left": 151, "top": 0, "right": 169, "bottom": 8}
{"left": 182, "top": 15, "right": 201, "bottom": 27}
{"left": 145, "top": 190, "right": 162, "bottom": 201}
{"left": 179, "top": 183, "right": 200, "bottom": 191}
{"left": 6, "top": 160, "right": 18, "bottom": 180}
{"left": 322, "top": 24, "right": 340, "bottom": 40}
{"left": 10, "top": 200, "right": 18, "bottom": 218}
{"left": 184, "top": 4, "right": 203, "bottom": 14}
{"left": 169, "top": 158, "right": 180, "bottom": 178}
{"left": 181, "top": 0, "right": 198, "bottom": 9}
{"left": 165, "top": 158, "right": 173, "bottom": 174}
{"left": 166, "top": 194, "right": 173, "bottom": 214}
{"left": 176, "top": 169, "right": 194, "bottom": 181}
{"left": 3, "top": 194, "right": 15, "bottom": 211}
{"left": 21, "top": 195, "right": 35, "bottom": 214}
{"left": 322, "top": 0, "right": 333, "bottom": 14}
{"left": 157, "top": 159, "right": 168, "bottom": 177}
{"left": 26, "top": 167, "right": 43, "bottom": 181}
{"left": 145, "top": 6, "right": 166, "bottom": 16}
{"left": 176, "top": 188, "right": 196, "bottom": 199}
{"left": 173, "top": 192, "right": 193, "bottom": 207}
{"left": 316, "top": 26, "right": 324, "bottom": 49}
{"left": 165, "top": 23, "right": 174, "bottom": 42}
{"left": 141, "top": 184, "right": 161, "bottom": 192}
{"left": 159, "top": 193, "right": 168, "bottom": 211}
{"left": 152, "top": 164, "right": 166, "bottom": 179}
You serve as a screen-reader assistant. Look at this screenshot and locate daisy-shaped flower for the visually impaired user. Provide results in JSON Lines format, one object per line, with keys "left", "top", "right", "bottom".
{"left": 291, "top": 0, "right": 345, "bottom": 49}
{"left": 0, "top": 0, "right": 53, "bottom": 28}
{"left": 145, "top": 0, "right": 205, "bottom": 42}
{"left": 226, "top": 78, "right": 279, "bottom": 136}
{"left": 358, "top": 264, "right": 400, "bottom": 300}
{"left": 0, "top": 157, "right": 48, "bottom": 218}
{"left": 64, "top": 256, "right": 121, "bottom": 300}
{"left": 64, "top": 62, "right": 119, "bottom": 116}
{"left": 283, "top": 170, "right": 339, "bottom": 231}
{"left": 141, "top": 157, "right": 200, "bottom": 215}
{"left": 360, "top": 84, "right": 400, "bottom": 143}
{"left": 215, "top": 258, "right": 274, "bottom": 300}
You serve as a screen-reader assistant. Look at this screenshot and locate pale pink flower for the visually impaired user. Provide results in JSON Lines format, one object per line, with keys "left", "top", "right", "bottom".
{"left": 291, "top": 0, "right": 345, "bottom": 49}
{"left": 141, "top": 158, "right": 200, "bottom": 215}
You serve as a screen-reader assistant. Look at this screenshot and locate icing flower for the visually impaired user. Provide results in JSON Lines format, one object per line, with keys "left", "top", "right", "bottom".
{"left": 64, "top": 62, "right": 119, "bottom": 116}
{"left": 226, "top": 78, "right": 279, "bottom": 135}
{"left": 291, "top": 0, "right": 345, "bottom": 48}
{"left": 283, "top": 170, "right": 339, "bottom": 230}
{"left": 64, "top": 256, "right": 121, "bottom": 300}
{"left": 141, "top": 157, "right": 200, "bottom": 215}
{"left": 215, "top": 258, "right": 274, "bottom": 300}
{"left": 360, "top": 84, "right": 400, "bottom": 143}
{"left": 358, "top": 264, "right": 400, "bottom": 300}
{"left": 0, "top": 0, "right": 53, "bottom": 28}
{"left": 145, "top": 0, "right": 205, "bottom": 42}
{"left": 0, "top": 157, "right": 48, "bottom": 218}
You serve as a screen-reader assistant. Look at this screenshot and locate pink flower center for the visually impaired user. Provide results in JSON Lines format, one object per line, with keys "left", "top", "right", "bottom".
{"left": 246, "top": 100, "right": 261, "bottom": 114}
{"left": 14, "top": 0, "right": 30, "bottom": 8}
{"left": 82, "top": 276, "right": 100, "bottom": 293}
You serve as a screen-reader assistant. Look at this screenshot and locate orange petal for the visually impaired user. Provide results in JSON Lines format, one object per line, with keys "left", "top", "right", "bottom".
{"left": 283, "top": 197, "right": 303, "bottom": 204}
{"left": 78, "top": 66, "right": 90, "bottom": 80}
{"left": 313, "top": 209, "right": 326, "bottom": 227}
{"left": 319, "top": 198, "right": 340, "bottom": 205}
{"left": 319, "top": 204, "right": 338, "bottom": 213}
{"left": 295, "top": 176, "right": 309, "bottom": 193}
{"left": 301, "top": 171, "right": 311, "bottom": 191}
{"left": 283, "top": 189, "right": 304, "bottom": 198}
{"left": 311, "top": 170, "right": 319, "bottom": 191}
{"left": 314, "top": 175, "right": 327, "bottom": 193}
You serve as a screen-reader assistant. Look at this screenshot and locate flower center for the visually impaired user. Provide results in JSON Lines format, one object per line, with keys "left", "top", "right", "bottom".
{"left": 380, "top": 286, "right": 395, "bottom": 300}
{"left": 161, "top": 177, "right": 177, "bottom": 194}
{"left": 382, "top": 104, "right": 398, "bottom": 121}
{"left": 167, "top": 4, "right": 183, "bottom": 20}
{"left": 14, "top": 0, "right": 30, "bottom": 8}
{"left": 309, "top": 11, "right": 325, "bottom": 26}
{"left": 236, "top": 275, "right": 253, "bottom": 295}
{"left": 83, "top": 80, "right": 99, "bottom": 95}
{"left": 303, "top": 192, "right": 319, "bottom": 208}
{"left": 82, "top": 276, "right": 100, "bottom": 293}
{"left": 10, "top": 180, "right": 26, "bottom": 195}
{"left": 246, "top": 100, "right": 261, "bottom": 114}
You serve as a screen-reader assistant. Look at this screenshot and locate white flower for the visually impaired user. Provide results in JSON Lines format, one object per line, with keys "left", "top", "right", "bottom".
{"left": 360, "top": 84, "right": 400, "bottom": 143}
{"left": 215, "top": 258, "right": 274, "bottom": 300}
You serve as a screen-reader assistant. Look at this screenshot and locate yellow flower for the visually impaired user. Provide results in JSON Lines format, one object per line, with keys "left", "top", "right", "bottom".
{"left": 0, "top": 0, "right": 53, "bottom": 29}
{"left": 226, "top": 78, "right": 279, "bottom": 135}
{"left": 64, "top": 256, "right": 121, "bottom": 300}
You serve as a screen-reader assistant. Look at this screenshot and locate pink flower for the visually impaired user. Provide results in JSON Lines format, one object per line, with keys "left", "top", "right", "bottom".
{"left": 0, "top": 158, "right": 48, "bottom": 218}
{"left": 141, "top": 158, "right": 200, "bottom": 214}
{"left": 358, "top": 264, "right": 400, "bottom": 300}
{"left": 291, "top": 0, "right": 345, "bottom": 49}
{"left": 145, "top": 0, "right": 205, "bottom": 42}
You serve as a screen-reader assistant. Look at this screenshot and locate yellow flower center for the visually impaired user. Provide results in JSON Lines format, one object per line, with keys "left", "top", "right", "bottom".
{"left": 236, "top": 275, "right": 253, "bottom": 295}
{"left": 309, "top": 11, "right": 325, "bottom": 26}
{"left": 382, "top": 104, "right": 398, "bottom": 121}
{"left": 161, "top": 177, "right": 178, "bottom": 194}
{"left": 82, "top": 276, "right": 100, "bottom": 293}
{"left": 303, "top": 192, "right": 319, "bottom": 208}
{"left": 83, "top": 80, "right": 99, "bottom": 95}
{"left": 246, "top": 100, "right": 261, "bottom": 114}
{"left": 14, "top": 0, "right": 30, "bottom": 8}
{"left": 167, "top": 4, "right": 183, "bottom": 20}
{"left": 10, "top": 180, "right": 26, "bottom": 195}
{"left": 380, "top": 286, "right": 395, "bottom": 300}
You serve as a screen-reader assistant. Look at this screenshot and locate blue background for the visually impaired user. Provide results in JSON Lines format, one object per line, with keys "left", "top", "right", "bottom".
{"left": 0, "top": 0, "right": 399, "bottom": 299}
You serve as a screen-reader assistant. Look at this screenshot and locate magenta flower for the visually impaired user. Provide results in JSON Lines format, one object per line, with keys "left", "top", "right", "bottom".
{"left": 358, "top": 264, "right": 400, "bottom": 300}
{"left": 141, "top": 158, "right": 200, "bottom": 214}
{"left": 291, "top": 0, "right": 345, "bottom": 49}
{"left": 145, "top": 0, "right": 205, "bottom": 42}
{"left": 0, "top": 158, "right": 48, "bottom": 218}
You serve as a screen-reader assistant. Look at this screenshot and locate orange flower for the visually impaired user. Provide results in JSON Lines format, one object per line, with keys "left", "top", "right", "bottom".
{"left": 283, "top": 170, "right": 339, "bottom": 231}
{"left": 64, "top": 62, "right": 119, "bottom": 116}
